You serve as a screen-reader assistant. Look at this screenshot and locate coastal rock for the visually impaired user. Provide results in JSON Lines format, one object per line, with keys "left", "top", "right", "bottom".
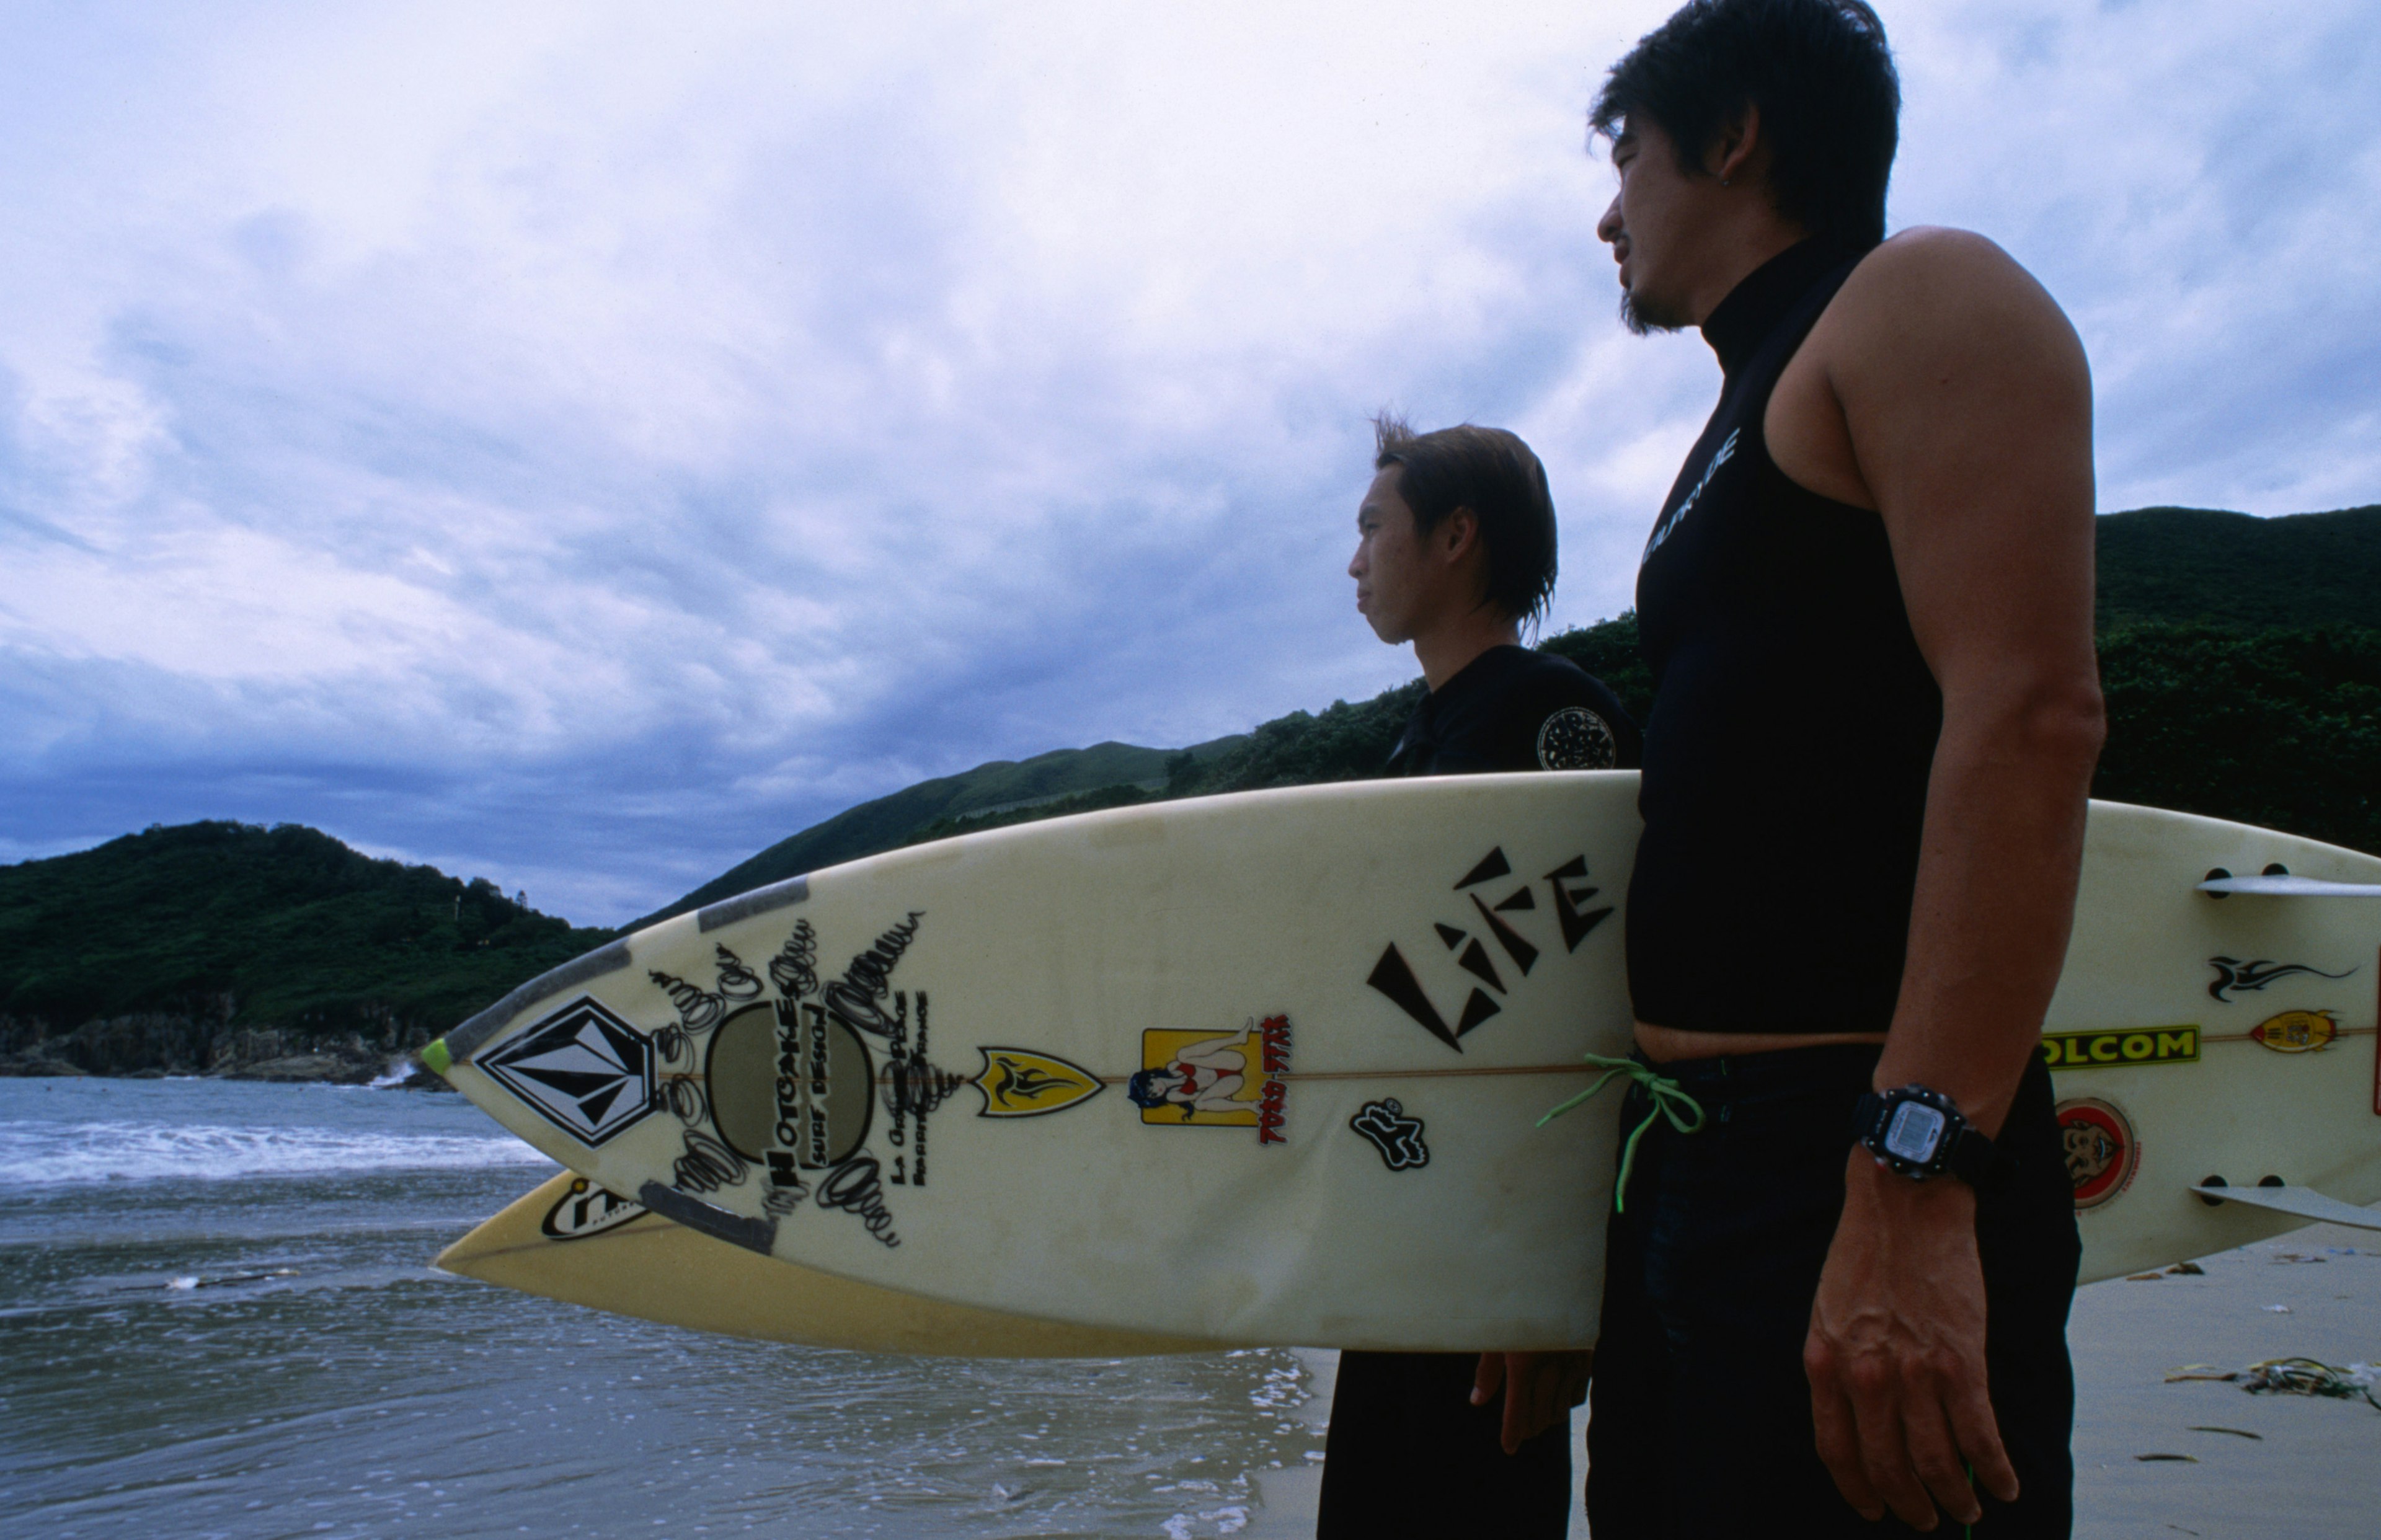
{"left": 0, "top": 1055, "right": 89, "bottom": 1077}
{"left": 224, "top": 1053, "right": 382, "bottom": 1085}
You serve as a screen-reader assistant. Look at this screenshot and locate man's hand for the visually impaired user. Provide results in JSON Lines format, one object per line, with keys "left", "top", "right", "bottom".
{"left": 1806, "top": 1154, "right": 2018, "bottom": 1529}
{"left": 1470, "top": 1350, "right": 1591, "bottom": 1455}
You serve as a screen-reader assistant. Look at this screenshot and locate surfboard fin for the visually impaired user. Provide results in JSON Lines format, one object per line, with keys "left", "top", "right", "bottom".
{"left": 2190, "top": 1182, "right": 2381, "bottom": 1232}
{"left": 2196, "top": 873, "right": 2381, "bottom": 898}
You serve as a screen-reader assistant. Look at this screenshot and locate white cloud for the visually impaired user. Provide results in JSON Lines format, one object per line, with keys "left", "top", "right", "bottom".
{"left": 0, "top": 0, "right": 2374, "bottom": 923}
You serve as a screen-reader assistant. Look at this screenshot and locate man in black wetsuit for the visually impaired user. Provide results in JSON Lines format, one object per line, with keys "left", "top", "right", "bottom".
{"left": 1318, "top": 415, "right": 1639, "bottom": 1537}
{"left": 1585, "top": 3, "right": 2103, "bottom": 1536}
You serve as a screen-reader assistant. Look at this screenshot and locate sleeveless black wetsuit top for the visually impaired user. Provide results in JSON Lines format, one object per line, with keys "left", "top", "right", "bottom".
{"left": 1626, "top": 239, "right": 1944, "bottom": 1035}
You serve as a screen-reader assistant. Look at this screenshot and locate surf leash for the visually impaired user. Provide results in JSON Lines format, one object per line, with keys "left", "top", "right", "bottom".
{"left": 1535, "top": 1053, "right": 1705, "bottom": 1213}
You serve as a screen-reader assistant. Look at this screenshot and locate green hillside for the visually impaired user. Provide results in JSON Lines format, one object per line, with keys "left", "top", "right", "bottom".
{"left": 2097, "top": 505, "right": 2381, "bottom": 632}
{"left": 0, "top": 821, "right": 612, "bottom": 1072}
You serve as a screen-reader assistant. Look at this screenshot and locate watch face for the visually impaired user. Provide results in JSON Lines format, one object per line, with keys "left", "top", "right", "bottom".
{"left": 1883, "top": 1102, "right": 1947, "bottom": 1164}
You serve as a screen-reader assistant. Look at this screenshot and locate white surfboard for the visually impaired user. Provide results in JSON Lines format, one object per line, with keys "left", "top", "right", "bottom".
{"left": 434, "top": 1170, "right": 1222, "bottom": 1356}
{"left": 426, "top": 778, "right": 2381, "bottom": 1351}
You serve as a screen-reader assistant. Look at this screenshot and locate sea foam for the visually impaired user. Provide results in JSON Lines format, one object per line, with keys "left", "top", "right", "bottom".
{"left": 0, "top": 1119, "right": 551, "bottom": 1187}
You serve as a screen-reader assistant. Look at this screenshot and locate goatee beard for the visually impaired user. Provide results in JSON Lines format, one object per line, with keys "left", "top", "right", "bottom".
{"left": 1620, "top": 289, "right": 1690, "bottom": 337}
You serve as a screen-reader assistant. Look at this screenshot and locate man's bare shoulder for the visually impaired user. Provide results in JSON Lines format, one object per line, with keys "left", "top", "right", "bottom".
{"left": 1832, "top": 228, "right": 2081, "bottom": 360}
{"left": 1816, "top": 227, "right": 2087, "bottom": 403}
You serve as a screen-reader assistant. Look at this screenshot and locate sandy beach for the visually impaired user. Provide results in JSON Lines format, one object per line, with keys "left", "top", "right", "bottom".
{"left": 1251, "top": 1218, "right": 2380, "bottom": 1538}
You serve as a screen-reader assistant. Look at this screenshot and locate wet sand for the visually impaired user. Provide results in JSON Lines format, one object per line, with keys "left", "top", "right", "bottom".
{"left": 1251, "top": 1219, "right": 2380, "bottom": 1538}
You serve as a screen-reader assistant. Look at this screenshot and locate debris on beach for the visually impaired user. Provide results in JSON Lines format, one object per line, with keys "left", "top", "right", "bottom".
{"left": 2166, "top": 1357, "right": 2381, "bottom": 1410}
{"left": 2186, "top": 1426, "right": 2262, "bottom": 1440}
{"left": 2135, "top": 1453, "right": 2198, "bottom": 1463}
{"left": 2127, "top": 1261, "right": 2208, "bottom": 1281}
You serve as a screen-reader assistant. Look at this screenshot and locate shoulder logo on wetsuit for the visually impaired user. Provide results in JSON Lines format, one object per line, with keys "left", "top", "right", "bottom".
{"left": 1536, "top": 707, "right": 1617, "bottom": 771}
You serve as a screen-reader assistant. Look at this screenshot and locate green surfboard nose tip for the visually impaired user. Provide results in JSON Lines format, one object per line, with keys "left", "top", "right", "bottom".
{"left": 422, "top": 1039, "right": 453, "bottom": 1078}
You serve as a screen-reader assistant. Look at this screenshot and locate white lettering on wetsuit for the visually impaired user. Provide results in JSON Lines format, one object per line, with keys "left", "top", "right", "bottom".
{"left": 1641, "top": 428, "right": 1739, "bottom": 564}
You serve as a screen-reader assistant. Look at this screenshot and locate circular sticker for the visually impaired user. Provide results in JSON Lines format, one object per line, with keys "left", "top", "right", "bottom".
{"left": 2057, "top": 1097, "right": 2139, "bottom": 1211}
{"left": 1536, "top": 707, "right": 1618, "bottom": 771}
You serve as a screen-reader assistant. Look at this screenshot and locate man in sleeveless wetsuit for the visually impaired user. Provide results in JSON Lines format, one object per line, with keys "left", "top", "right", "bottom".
{"left": 1585, "top": 4, "right": 2103, "bottom": 1536}
{"left": 1319, "top": 416, "right": 1639, "bottom": 1537}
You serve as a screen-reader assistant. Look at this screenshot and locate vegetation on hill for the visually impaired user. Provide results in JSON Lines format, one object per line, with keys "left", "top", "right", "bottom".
{"left": 2096, "top": 505, "right": 2381, "bottom": 633}
{"left": 0, "top": 821, "right": 611, "bottom": 1075}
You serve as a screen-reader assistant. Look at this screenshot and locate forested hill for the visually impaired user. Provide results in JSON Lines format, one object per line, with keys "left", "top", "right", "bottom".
{"left": 2097, "top": 504, "right": 2381, "bottom": 632}
{"left": 0, "top": 823, "right": 611, "bottom": 1076}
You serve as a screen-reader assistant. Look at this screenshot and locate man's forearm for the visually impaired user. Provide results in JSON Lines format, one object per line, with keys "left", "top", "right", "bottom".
{"left": 1872, "top": 683, "right": 2103, "bottom": 1135}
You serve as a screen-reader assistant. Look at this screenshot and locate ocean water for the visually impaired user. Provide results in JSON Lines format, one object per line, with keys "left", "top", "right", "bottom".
{"left": 0, "top": 1079, "right": 1318, "bottom": 1539}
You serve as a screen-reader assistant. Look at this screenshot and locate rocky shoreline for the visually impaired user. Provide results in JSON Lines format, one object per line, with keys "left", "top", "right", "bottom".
{"left": 0, "top": 1012, "right": 450, "bottom": 1088}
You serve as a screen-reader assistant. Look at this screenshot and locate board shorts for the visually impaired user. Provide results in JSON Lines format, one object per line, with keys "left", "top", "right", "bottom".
{"left": 1587, "top": 1043, "right": 2080, "bottom": 1538}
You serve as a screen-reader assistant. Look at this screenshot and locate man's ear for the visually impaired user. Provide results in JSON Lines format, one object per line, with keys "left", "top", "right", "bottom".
{"left": 1437, "top": 507, "right": 1483, "bottom": 564}
{"left": 1707, "top": 103, "right": 1762, "bottom": 187}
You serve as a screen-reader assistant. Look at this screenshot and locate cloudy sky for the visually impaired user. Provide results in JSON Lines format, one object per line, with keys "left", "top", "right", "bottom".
{"left": 3, "top": 0, "right": 2375, "bottom": 925}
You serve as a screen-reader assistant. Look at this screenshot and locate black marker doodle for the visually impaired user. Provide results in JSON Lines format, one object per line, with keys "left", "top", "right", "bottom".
{"left": 2207, "top": 956, "right": 2354, "bottom": 1002}
{"left": 769, "top": 919, "right": 820, "bottom": 999}
{"left": 660, "top": 1076, "right": 708, "bottom": 1123}
{"left": 818, "top": 1154, "right": 901, "bottom": 1247}
{"left": 1349, "top": 1098, "right": 1429, "bottom": 1170}
{"left": 823, "top": 912, "right": 925, "bottom": 1038}
{"left": 714, "top": 944, "right": 764, "bottom": 1001}
{"left": 648, "top": 968, "right": 726, "bottom": 1060}
{"left": 672, "top": 1127, "right": 748, "bottom": 1194}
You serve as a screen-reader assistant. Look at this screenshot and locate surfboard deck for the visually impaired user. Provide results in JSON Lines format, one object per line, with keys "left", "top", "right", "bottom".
{"left": 428, "top": 777, "right": 2381, "bottom": 1351}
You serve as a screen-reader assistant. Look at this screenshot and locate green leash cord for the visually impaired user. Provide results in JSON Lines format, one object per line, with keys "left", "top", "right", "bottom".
{"left": 1535, "top": 1053, "right": 1706, "bottom": 1212}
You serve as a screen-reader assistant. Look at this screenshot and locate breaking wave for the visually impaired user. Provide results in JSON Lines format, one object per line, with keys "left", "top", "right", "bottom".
{"left": 0, "top": 1120, "right": 551, "bottom": 1187}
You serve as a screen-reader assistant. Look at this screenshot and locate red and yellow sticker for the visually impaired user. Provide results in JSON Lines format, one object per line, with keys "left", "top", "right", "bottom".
{"left": 2057, "top": 1096, "right": 2139, "bottom": 1211}
{"left": 2250, "top": 1009, "right": 2339, "bottom": 1053}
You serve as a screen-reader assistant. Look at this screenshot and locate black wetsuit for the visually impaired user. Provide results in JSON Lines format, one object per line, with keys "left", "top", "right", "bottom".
{"left": 1590, "top": 241, "right": 2080, "bottom": 1537}
{"left": 1317, "top": 643, "right": 1639, "bottom": 1539}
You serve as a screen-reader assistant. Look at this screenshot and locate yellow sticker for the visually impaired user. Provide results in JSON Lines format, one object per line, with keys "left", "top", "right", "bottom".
{"left": 970, "top": 1048, "right": 1104, "bottom": 1118}
{"left": 1130, "top": 1018, "right": 1290, "bottom": 1142}
{"left": 2041, "top": 1027, "right": 2198, "bottom": 1069}
{"left": 2250, "top": 1009, "right": 2338, "bottom": 1053}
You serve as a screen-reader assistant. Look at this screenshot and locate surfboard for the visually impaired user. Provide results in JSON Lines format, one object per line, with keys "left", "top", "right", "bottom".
{"left": 433, "top": 1170, "right": 1221, "bottom": 1356}
{"left": 425, "top": 777, "right": 2381, "bottom": 1351}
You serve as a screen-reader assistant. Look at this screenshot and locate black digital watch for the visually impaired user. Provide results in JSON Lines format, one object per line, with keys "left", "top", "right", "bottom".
{"left": 1853, "top": 1084, "right": 2003, "bottom": 1185}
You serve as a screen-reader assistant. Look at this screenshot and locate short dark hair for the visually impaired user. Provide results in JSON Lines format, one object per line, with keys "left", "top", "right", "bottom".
{"left": 1373, "top": 415, "right": 1559, "bottom": 627}
{"left": 1592, "top": 0, "right": 1900, "bottom": 250}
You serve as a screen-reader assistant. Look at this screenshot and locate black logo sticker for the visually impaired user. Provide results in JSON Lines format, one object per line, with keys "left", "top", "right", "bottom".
{"left": 481, "top": 997, "right": 658, "bottom": 1146}
{"left": 539, "top": 1177, "right": 648, "bottom": 1240}
{"left": 1350, "top": 1098, "right": 1429, "bottom": 1170}
{"left": 2206, "top": 956, "right": 2354, "bottom": 1002}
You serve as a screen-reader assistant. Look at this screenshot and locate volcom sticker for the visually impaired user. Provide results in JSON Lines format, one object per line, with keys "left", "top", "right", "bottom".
{"left": 479, "top": 997, "right": 658, "bottom": 1147}
{"left": 1130, "top": 1017, "right": 1290, "bottom": 1143}
{"left": 539, "top": 1177, "right": 648, "bottom": 1241}
{"left": 2250, "top": 1009, "right": 2339, "bottom": 1053}
{"left": 1350, "top": 1098, "right": 1429, "bottom": 1170}
{"left": 2057, "top": 1097, "right": 2139, "bottom": 1211}
{"left": 2207, "top": 956, "right": 2354, "bottom": 1002}
{"left": 2040, "top": 1027, "right": 2198, "bottom": 1069}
